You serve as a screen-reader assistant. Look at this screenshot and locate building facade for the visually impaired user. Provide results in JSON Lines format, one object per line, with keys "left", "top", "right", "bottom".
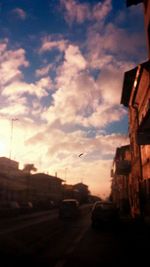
{"left": 0, "top": 157, "right": 19, "bottom": 177}
{"left": 121, "top": 61, "right": 150, "bottom": 218}
{"left": 111, "top": 145, "right": 131, "bottom": 215}
{"left": 27, "top": 173, "right": 64, "bottom": 205}
{"left": 113, "top": 0, "right": 150, "bottom": 219}
{"left": 0, "top": 157, "right": 64, "bottom": 208}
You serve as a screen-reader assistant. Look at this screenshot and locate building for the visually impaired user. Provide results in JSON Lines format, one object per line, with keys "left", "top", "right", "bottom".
{"left": 0, "top": 157, "right": 64, "bottom": 207}
{"left": 0, "top": 157, "right": 27, "bottom": 203}
{"left": 73, "top": 183, "right": 90, "bottom": 204}
{"left": 121, "top": 60, "right": 150, "bottom": 218}
{"left": 0, "top": 157, "right": 19, "bottom": 177}
{"left": 62, "top": 184, "right": 74, "bottom": 199}
{"left": 113, "top": 0, "right": 150, "bottom": 219}
{"left": 109, "top": 0, "right": 150, "bottom": 219}
{"left": 29, "top": 173, "right": 64, "bottom": 205}
{"left": 111, "top": 145, "right": 131, "bottom": 215}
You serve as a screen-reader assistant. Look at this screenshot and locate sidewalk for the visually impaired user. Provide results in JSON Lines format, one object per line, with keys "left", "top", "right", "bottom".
{"left": 119, "top": 213, "right": 150, "bottom": 231}
{"left": 119, "top": 214, "right": 132, "bottom": 224}
{"left": 144, "top": 216, "right": 150, "bottom": 225}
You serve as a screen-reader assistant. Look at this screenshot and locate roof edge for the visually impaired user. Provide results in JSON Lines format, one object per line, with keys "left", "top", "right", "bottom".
{"left": 120, "top": 60, "right": 150, "bottom": 107}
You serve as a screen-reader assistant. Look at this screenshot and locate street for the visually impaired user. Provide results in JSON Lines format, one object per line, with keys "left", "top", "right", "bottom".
{"left": 0, "top": 1, "right": 150, "bottom": 267}
{"left": 0, "top": 207, "right": 150, "bottom": 267}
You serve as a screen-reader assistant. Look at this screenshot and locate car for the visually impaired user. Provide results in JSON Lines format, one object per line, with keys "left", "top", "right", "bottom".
{"left": 59, "top": 199, "right": 80, "bottom": 219}
{"left": 91, "top": 200, "right": 119, "bottom": 228}
{"left": 19, "top": 201, "right": 33, "bottom": 213}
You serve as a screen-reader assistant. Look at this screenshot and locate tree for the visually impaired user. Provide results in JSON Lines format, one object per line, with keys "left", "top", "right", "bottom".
{"left": 23, "top": 164, "right": 37, "bottom": 174}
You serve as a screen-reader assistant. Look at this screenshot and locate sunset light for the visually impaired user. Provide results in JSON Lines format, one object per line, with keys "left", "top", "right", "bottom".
{"left": 0, "top": 1, "right": 150, "bottom": 265}
{"left": 0, "top": 141, "right": 7, "bottom": 156}
{"left": 0, "top": 0, "right": 146, "bottom": 197}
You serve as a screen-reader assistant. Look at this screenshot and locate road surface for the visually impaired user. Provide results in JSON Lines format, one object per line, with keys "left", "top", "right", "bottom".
{"left": 0, "top": 206, "right": 149, "bottom": 267}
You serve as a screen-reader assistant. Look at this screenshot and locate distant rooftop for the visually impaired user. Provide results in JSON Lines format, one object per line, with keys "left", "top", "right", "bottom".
{"left": 31, "top": 172, "right": 64, "bottom": 182}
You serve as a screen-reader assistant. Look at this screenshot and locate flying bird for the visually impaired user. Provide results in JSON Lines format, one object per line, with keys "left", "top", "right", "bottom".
{"left": 78, "top": 153, "right": 84, "bottom": 158}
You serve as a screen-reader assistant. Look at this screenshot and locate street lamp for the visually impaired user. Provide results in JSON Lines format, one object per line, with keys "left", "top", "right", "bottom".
{"left": 9, "top": 118, "right": 18, "bottom": 159}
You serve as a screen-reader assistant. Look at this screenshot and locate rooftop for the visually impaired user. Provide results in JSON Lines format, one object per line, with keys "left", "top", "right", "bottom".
{"left": 121, "top": 61, "right": 150, "bottom": 107}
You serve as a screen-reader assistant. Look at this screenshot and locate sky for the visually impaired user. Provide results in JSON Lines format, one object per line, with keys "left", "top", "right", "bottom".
{"left": 0, "top": 0, "right": 147, "bottom": 198}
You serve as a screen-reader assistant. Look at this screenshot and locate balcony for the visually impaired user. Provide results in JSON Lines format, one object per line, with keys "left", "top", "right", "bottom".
{"left": 137, "top": 104, "right": 150, "bottom": 145}
{"left": 115, "top": 160, "right": 131, "bottom": 175}
{"left": 139, "top": 108, "right": 150, "bottom": 130}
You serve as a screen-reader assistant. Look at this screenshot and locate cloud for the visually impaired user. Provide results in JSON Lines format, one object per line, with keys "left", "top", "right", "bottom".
{"left": 82, "top": 105, "right": 127, "bottom": 128}
{"left": 36, "top": 77, "right": 52, "bottom": 93}
{"left": 60, "top": 0, "right": 90, "bottom": 24}
{"left": 101, "top": 23, "right": 144, "bottom": 57}
{"left": 56, "top": 44, "right": 87, "bottom": 86}
{"left": 0, "top": 0, "right": 144, "bottom": 196}
{"left": 60, "top": 0, "right": 112, "bottom": 24}
{"left": 11, "top": 8, "right": 27, "bottom": 20}
{"left": 35, "top": 64, "right": 52, "bottom": 77}
{"left": 2, "top": 77, "right": 52, "bottom": 100}
{"left": 25, "top": 125, "right": 128, "bottom": 169}
{"left": 96, "top": 65, "right": 128, "bottom": 105}
{"left": 92, "top": 0, "right": 112, "bottom": 21}
{"left": 87, "top": 24, "right": 145, "bottom": 70}
{"left": 0, "top": 39, "right": 29, "bottom": 87}
{"left": 0, "top": 38, "right": 8, "bottom": 53}
{"left": 42, "top": 76, "right": 126, "bottom": 130}
{"left": 41, "top": 42, "right": 126, "bottom": 130}
{"left": 22, "top": 127, "right": 128, "bottom": 196}
{"left": 0, "top": 106, "right": 128, "bottom": 197}
{"left": 0, "top": 111, "right": 128, "bottom": 196}
{"left": 42, "top": 44, "right": 97, "bottom": 125}
{"left": 0, "top": 39, "right": 53, "bottom": 120}
{"left": 39, "top": 36, "right": 68, "bottom": 54}
{"left": 0, "top": 100, "right": 28, "bottom": 117}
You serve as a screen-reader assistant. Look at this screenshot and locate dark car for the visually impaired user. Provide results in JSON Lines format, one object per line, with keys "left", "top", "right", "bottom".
{"left": 91, "top": 200, "right": 119, "bottom": 228}
{"left": 59, "top": 199, "right": 80, "bottom": 219}
{"left": 19, "top": 201, "right": 33, "bottom": 213}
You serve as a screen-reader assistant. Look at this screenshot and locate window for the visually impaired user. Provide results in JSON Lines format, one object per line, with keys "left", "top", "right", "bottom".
{"left": 148, "top": 22, "right": 150, "bottom": 55}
